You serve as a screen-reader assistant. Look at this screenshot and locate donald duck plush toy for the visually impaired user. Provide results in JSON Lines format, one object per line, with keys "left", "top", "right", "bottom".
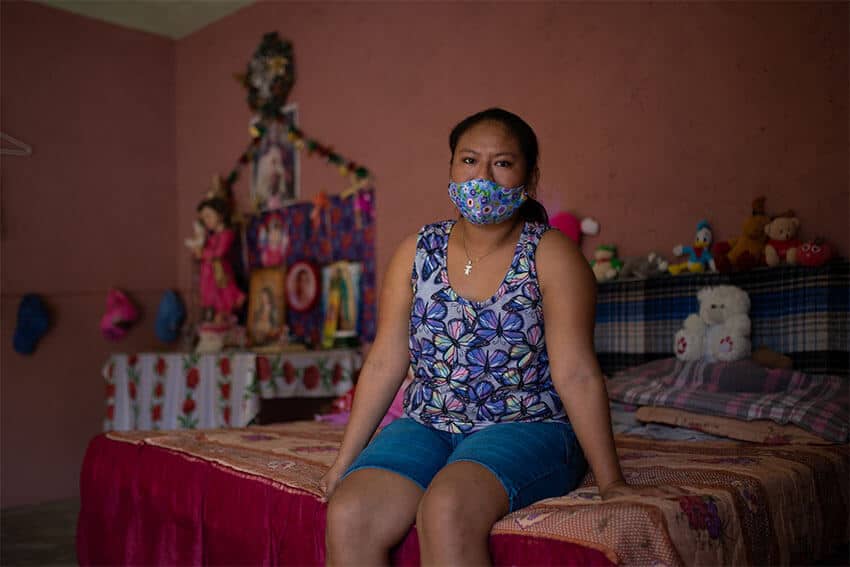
{"left": 669, "top": 220, "right": 717, "bottom": 275}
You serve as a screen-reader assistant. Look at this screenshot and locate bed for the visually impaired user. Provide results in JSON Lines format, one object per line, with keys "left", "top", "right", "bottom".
{"left": 77, "top": 262, "right": 849, "bottom": 566}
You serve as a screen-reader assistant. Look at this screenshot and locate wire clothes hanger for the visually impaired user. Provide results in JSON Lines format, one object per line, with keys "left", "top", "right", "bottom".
{"left": 1, "top": 132, "right": 33, "bottom": 156}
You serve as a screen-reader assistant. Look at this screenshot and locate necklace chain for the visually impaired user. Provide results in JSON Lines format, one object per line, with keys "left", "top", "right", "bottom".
{"left": 460, "top": 221, "right": 511, "bottom": 276}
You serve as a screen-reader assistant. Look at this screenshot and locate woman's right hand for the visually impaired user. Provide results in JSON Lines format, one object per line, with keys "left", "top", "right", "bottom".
{"left": 319, "top": 461, "right": 348, "bottom": 502}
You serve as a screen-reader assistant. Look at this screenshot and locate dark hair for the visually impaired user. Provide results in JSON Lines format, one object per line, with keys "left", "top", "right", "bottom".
{"left": 449, "top": 107, "right": 548, "bottom": 224}
{"left": 196, "top": 197, "right": 230, "bottom": 225}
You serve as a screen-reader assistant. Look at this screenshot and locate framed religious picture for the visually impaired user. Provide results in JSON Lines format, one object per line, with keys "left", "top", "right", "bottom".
{"left": 320, "top": 261, "right": 363, "bottom": 348}
{"left": 256, "top": 212, "right": 289, "bottom": 268}
{"left": 285, "top": 260, "right": 320, "bottom": 313}
{"left": 250, "top": 104, "right": 300, "bottom": 211}
{"left": 247, "top": 268, "right": 286, "bottom": 347}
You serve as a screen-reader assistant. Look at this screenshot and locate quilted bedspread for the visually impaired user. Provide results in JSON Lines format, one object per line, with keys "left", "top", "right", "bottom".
{"left": 80, "top": 420, "right": 849, "bottom": 566}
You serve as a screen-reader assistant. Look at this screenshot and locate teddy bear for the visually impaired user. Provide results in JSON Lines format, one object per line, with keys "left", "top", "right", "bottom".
{"left": 590, "top": 245, "right": 622, "bottom": 282}
{"left": 673, "top": 285, "right": 752, "bottom": 362}
{"left": 717, "top": 197, "right": 770, "bottom": 272}
{"left": 763, "top": 210, "right": 801, "bottom": 267}
{"left": 619, "top": 252, "right": 670, "bottom": 280}
{"left": 668, "top": 220, "right": 716, "bottom": 275}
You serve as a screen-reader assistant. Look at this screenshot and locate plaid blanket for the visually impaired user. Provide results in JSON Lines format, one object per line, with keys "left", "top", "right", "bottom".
{"left": 594, "top": 260, "right": 849, "bottom": 377}
{"left": 607, "top": 358, "right": 850, "bottom": 443}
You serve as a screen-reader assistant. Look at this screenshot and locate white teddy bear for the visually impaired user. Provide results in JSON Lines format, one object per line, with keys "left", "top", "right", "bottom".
{"left": 673, "top": 285, "right": 752, "bottom": 362}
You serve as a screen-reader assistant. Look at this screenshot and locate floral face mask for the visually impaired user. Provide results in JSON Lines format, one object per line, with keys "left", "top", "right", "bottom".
{"left": 447, "top": 178, "right": 527, "bottom": 225}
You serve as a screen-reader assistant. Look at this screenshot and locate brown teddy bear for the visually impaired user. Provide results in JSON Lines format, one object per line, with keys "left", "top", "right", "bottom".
{"left": 718, "top": 197, "right": 770, "bottom": 271}
{"left": 763, "top": 210, "right": 801, "bottom": 266}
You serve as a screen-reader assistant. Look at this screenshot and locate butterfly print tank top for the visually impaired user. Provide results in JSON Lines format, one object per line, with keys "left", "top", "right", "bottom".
{"left": 403, "top": 219, "right": 569, "bottom": 433}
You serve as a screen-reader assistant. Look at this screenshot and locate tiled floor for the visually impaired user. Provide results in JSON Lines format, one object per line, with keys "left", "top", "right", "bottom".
{"left": 1, "top": 499, "right": 78, "bottom": 566}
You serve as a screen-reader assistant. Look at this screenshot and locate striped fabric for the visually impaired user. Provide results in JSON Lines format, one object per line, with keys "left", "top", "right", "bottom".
{"left": 594, "top": 260, "right": 850, "bottom": 377}
{"left": 606, "top": 357, "right": 849, "bottom": 443}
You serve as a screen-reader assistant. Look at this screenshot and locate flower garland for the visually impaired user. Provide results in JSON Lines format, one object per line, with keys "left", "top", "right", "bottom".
{"left": 221, "top": 119, "right": 372, "bottom": 194}
{"left": 221, "top": 32, "right": 372, "bottom": 200}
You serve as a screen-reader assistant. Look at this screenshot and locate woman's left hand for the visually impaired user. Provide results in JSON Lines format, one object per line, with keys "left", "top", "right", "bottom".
{"left": 600, "top": 481, "right": 688, "bottom": 501}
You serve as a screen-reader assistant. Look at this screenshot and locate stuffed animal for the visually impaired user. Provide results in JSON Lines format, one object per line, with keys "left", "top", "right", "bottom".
{"left": 763, "top": 210, "right": 801, "bottom": 267}
{"left": 668, "top": 220, "right": 716, "bottom": 275}
{"left": 674, "top": 285, "right": 752, "bottom": 362}
{"left": 619, "top": 252, "right": 669, "bottom": 280}
{"left": 550, "top": 211, "right": 600, "bottom": 245}
{"left": 723, "top": 197, "right": 770, "bottom": 270}
{"left": 797, "top": 237, "right": 834, "bottom": 267}
{"left": 590, "top": 245, "right": 622, "bottom": 282}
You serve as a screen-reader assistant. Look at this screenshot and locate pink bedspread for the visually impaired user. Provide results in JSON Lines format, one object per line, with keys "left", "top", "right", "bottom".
{"left": 77, "top": 421, "right": 849, "bottom": 566}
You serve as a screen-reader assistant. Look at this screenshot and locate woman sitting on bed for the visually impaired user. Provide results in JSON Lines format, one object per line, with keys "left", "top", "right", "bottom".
{"left": 321, "top": 107, "right": 679, "bottom": 565}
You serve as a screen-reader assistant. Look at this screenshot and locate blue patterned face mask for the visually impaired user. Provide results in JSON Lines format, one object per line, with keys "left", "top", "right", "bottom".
{"left": 448, "top": 178, "right": 527, "bottom": 225}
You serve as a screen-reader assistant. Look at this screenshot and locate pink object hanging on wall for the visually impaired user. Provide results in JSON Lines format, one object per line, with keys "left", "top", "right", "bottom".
{"left": 100, "top": 289, "right": 140, "bottom": 341}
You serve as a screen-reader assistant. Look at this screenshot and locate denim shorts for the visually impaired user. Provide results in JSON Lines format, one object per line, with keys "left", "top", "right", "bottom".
{"left": 344, "top": 418, "right": 587, "bottom": 512}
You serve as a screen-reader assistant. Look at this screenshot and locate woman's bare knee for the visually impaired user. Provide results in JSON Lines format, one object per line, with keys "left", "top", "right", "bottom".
{"left": 416, "top": 462, "right": 509, "bottom": 561}
{"left": 325, "top": 469, "right": 423, "bottom": 565}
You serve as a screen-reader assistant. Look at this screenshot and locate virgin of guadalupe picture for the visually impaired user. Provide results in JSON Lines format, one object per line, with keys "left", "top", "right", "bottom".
{"left": 251, "top": 105, "right": 299, "bottom": 211}
{"left": 321, "top": 261, "right": 362, "bottom": 348}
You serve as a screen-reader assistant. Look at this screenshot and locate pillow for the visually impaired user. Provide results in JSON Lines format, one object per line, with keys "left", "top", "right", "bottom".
{"left": 635, "top": 406, "right": 833, "bottom": 445}
{"left": 610, "top": 357, "right": 776, "bottom": 393}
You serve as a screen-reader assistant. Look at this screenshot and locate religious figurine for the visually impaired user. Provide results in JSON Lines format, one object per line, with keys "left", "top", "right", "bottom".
{"left": 186, "top": 177, "right": 247, "bottom": 353}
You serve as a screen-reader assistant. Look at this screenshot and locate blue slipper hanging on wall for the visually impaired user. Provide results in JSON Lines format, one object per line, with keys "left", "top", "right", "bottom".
{"left": 13, "top": 294, "right": 50, "bottom": 355}
{"left": 155, "top": 290, "right": 186, "bottom": 343}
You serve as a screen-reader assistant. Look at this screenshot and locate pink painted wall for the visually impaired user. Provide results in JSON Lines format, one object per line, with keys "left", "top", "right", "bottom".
{"left": 2, "top": 0, "right": 847, "bottom": 508}
{"left": 1, "top": 2, "right": 176, "bottom": 507}
{"left": 175, "top": 1, "right": 847, "bottom": 295}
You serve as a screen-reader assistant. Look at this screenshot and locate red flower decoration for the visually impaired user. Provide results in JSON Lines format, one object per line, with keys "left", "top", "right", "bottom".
{"left": 320, "top": 240, "right": 332, "bottom": 257}
{"left": 155, "top": 357, "right": 166, "bottom": 376}
{"left": 186, "top": 368, "right": 200, "bottom": 389}
{"left": 220, "top": 383, "right": 231, "bottom": 399}
{"left": 152, "top": 405, "right": 162, "bottom": 422}
{"left": 154, "top": 382, "right": 164, "bottom": 398}
{"left": 257, "top": 356, "right": 272, "bottom": 382}
{"left": 223, "top": 406, "right": 231, "bottom": 425}
{"left": 283, "top": 361, "right": 296, "bottom": 384}
{"left": 105, "top": 383, "right": 116, "bottom": 399}
{"left": 128, "top": 355, "right": 138, "bottom": 366}
{"left": 218, "top": 357, "right": 232, "bottom": 377}
{"left": 106, "top": 405, "right": 114, "bottom": 420}
{"left": 182, "top": 398, "right": 196, "bottom": 415}
{"left": 332, "top": 364, "right": 343, "bottom": 385}
{"left": 341, "top": 233, "right": 353, "bottom": 250}
{"left": 303, "top": 366, "right": 320, "bottom": 390}
{"left": 128, "top": 381, "right": 137, "bottom": 400}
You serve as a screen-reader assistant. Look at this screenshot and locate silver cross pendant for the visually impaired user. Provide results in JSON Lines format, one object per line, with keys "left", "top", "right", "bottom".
{"left": 464, "top": 260, "right": 473, "bottom": 276}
